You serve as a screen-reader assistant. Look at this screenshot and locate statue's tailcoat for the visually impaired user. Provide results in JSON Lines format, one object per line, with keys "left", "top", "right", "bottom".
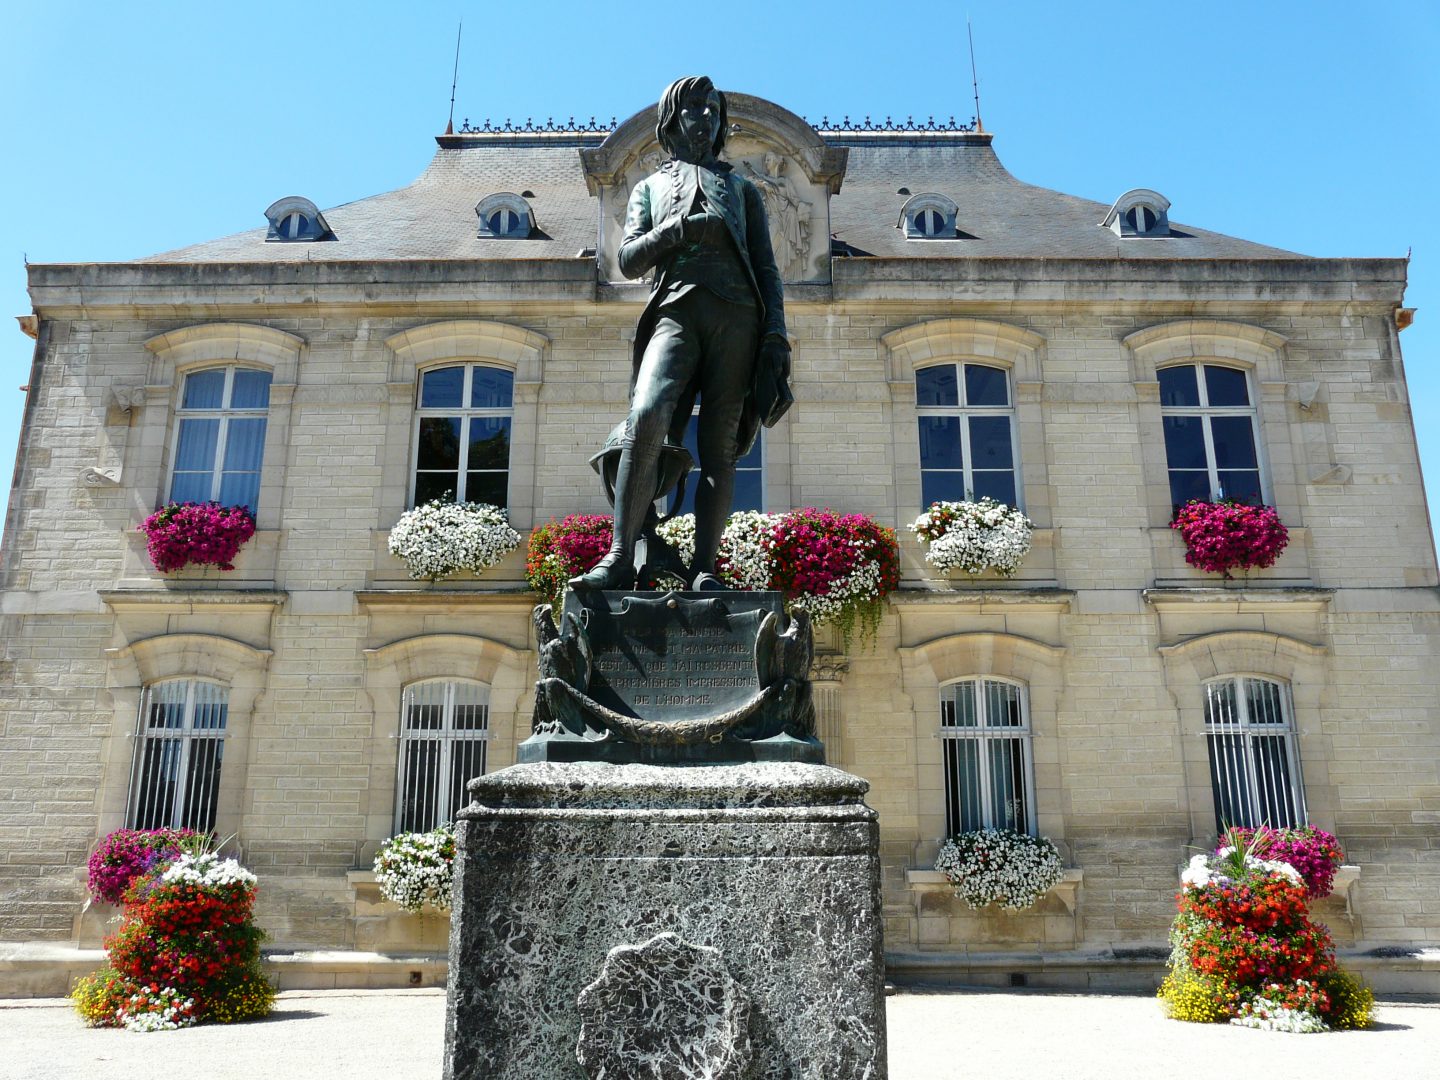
{"left": 617, "top": 158, "right": 787, "bottom": 454}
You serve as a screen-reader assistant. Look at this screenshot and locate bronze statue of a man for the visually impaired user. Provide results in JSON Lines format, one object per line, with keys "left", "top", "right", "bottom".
{"left": 572, "top": 76, "right": 792, "bottom": 593}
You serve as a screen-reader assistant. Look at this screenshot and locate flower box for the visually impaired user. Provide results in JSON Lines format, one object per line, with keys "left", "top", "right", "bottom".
{"left": 906, "top": 867, "right": 1084, "bottom": 915}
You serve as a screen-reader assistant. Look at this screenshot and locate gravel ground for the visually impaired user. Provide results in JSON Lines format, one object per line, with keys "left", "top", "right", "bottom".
{"left": 1, "top": 987, "right": 1437, "bottom": 1080}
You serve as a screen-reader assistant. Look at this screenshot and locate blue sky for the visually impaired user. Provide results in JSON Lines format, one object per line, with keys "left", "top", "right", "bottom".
{"left": 2, "top": 1, "right": 1437, "bottom": 549}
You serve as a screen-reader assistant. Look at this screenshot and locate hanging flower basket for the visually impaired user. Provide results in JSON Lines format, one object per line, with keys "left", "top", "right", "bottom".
{"left": 766, "top": 508, "right": 900, "bottom": 651}
{"left": 934, "top": 828, "right": 1064, "bottom": 911}
{"left": 908, "top": 498, "right": 1034, "bottom": 577}
{"left": 372, "top": 826, "right": 457, "bottom": 913}
{"left": 138, "top": 502, "right": 256, "bottom": 573}
{"left": 1170, "top": 500, "right": 1289, "bottom": 578}
{"left": 387, "top": 499, "right": 521, "bottom": 581}
{"left": 525, "top": 514, "right": 615, "bottom": 610}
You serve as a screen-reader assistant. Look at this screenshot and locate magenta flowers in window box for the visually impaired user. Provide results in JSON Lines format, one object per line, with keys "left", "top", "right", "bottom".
{"left": 139, "top": 502, "right": 256, "bottom": 573}
{"left": 1170, "top": 500, "right": 1289, "bottom": 578}
{"left": 1218, "top": 826, "right": 1345, "bottom": 900}
{"left": 86, "top": 828, "right": 202, "bottom": 905}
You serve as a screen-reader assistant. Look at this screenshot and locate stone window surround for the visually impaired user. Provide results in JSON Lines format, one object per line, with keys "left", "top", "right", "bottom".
{"left": 1125, "top": 320, "right": 1295, "bottom": 533}
{"left": 897, "top": 629, "right": 1065, "bottom": 867}
{"left": 383, "top": 321, "right": 547, "bottom": 531}
{"left": 263, "top": 195, "right": 333, "bottom": 243}
{"left": 1154, "top": 627, "right": 1332, "bottom": 847}
{"left": 1102, "top": 188, "right": 1172, "bottom": 238}
{"left": 361, "top": 632, "right": 529, "bottom": 863}
{"left": 882, "top": 318, "right": 1051, "bottom": 529}
{"left": 142, "top": 323, "right": 303, "bottom": 532}
{"left": 98, "top": 632, "right": 273, "bottom": 842}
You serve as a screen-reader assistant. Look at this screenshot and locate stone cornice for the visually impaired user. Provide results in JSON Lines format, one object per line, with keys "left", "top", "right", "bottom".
{"left": 98, "top": 588, "right": 288, "bottom": 614}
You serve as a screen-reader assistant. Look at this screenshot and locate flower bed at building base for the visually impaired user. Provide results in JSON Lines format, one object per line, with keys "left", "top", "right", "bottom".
{"left": 1159, "top": 827, "right": 1373, "bottom": 1032}
{"left": 71, "top": 835, "right": 275, "bottom": 1031}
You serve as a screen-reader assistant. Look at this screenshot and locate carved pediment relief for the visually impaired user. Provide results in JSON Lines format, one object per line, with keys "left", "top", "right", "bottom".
{"left": 582, "top": 92, "right": 847, "bottom": 285}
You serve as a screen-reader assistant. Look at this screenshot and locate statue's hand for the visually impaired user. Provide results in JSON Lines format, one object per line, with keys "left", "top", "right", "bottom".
{"left": 683, "top": 211, "right": 728, "bottom": 246}
{"left": 759, "top": 337, "right": 791, "bottom": 381}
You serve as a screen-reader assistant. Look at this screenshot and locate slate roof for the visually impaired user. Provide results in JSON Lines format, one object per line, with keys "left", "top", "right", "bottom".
{"left": 141, "top": 130, "right": 1305, "bottom": 264}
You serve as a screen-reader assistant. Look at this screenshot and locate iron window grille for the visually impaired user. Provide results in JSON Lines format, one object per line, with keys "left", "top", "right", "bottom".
{"left": 394, "top": 680, "right": 492, "bottom": 834}
{"left": 940, "top": 677, "right": 1036, "bottom": 836}
{"left": 126, "top": 679, "right": 228, "bottom": 832}
{"left": 1203, "top": 676, "right": 1306, "bottom": 831}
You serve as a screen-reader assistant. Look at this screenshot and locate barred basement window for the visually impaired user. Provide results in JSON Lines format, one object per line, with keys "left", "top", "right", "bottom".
{"left": 940, "top": 677, "right": 1036, "bottom": 836}
{"left": 126, "top": 679, "right": 228, "bottom": 832}
{"left": 1204, "top": 676, "right": 1306, "bottom": 831}
{"left": 395, "top": 680, "right": 491, "bottom": 833}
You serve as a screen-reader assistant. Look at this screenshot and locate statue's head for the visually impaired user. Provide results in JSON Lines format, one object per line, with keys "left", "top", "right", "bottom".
{"left": 656, "top": 75, "right": 727, "bottom": 162}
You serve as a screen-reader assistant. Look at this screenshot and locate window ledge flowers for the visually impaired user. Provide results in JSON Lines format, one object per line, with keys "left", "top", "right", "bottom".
{"left": 908, "top": 498, "right": 1034, "bottom": 577}
{"left": 934, "top": 828, "right": 1064, "bottom": 911}
{"left": 372, "top": 825, "right": 457, "bottom": 913}
{"left": 527, "top": 508, "right": 900, "bottom": 651}
{"left": 388, "top": 499, "right": 521, "bottom": 581}
{"left": 139, "top": 502, "right": 256, "bottom": 573}
{"left": 1170, "top": 500, "right": 1289, "bottom": 578}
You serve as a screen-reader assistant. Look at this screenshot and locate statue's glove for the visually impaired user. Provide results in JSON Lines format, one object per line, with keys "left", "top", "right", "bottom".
{"left": 682, "top": 211, "right": 729, "bottom": 247}
{"left": 759, "top": 336, "right": 791, "bottom": 381}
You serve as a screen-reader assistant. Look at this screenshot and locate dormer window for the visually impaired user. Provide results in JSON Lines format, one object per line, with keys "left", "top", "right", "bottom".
{"left": 1102, "top": 189, "right": 1171, "bottom": 238}
{"left": 898, "top": 193, "right": 960, "bottom": 240}
{"left": 264, "top": 196, "right": 333, "bottom": 242}
{"left": 475, "top": 193, "right": 535, "bottom": 239}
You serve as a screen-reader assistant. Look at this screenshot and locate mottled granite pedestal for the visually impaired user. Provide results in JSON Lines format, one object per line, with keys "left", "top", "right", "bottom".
{"left": 443, "top": 762, "right": 888, "bottom": 1080}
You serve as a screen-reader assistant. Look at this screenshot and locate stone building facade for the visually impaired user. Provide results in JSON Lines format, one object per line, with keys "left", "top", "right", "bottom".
{"left": 3, "top": 92, "right": 1437, "bottom": 992}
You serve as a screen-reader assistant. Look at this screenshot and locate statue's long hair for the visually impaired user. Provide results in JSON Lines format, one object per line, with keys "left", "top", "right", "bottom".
{"left": 656, "top": 75, "right": 728, "bottom": 159}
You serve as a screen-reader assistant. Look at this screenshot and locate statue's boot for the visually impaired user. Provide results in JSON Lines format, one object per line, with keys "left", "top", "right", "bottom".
{"left": 689, "top": 466, "right": 733, "bottom": 592}
{"left": 570, "top": 445, "right": 655, "bottom": 592}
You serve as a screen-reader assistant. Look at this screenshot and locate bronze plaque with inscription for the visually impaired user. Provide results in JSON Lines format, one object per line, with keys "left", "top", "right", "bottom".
{"left": 560, "top": 591, "right": 777, "bottom": 723}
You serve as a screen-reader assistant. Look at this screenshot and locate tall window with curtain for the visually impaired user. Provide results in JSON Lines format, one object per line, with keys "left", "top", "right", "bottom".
{"left": 168, "top": 366, "right": 272, "bottom": 512}
{"left": 126, "top": 679, "right": 228, "bottom": 832}
{"left": 411, "top": 364, "right": 513, "bottom": 507}
{"left": 915, "top": 362, "right": 1019, "bottom": 509}
{"left": 1203, "top": 676, "right": 1306, "bottom": 830}
{"left": 394, "top": 680, "right": 491, "bottom": 833}
{"left": 939, "top": 677, "right": 1036, "bottom": 836}
{"left": 1158, "top": 363, "right": 1264, "bottom": 511}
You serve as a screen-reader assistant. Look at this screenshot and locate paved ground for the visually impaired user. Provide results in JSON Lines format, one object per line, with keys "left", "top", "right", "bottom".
{"left": 2, "top": 988, "right": 1438, "bottom": 1079}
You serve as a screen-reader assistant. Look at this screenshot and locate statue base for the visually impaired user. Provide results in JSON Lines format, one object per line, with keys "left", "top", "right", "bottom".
{"left": 442, "top": 762, "right": 889, "bottom": 1080}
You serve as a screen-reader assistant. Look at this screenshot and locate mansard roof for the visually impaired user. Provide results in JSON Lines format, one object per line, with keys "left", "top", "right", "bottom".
{"left": 140, "top": 111, "right": 1304, "bottom": 265}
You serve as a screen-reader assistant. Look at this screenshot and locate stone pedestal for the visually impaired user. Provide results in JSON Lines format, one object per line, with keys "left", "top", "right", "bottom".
{"left": 443, "top": 762, "right": 888, "bottom": 1080}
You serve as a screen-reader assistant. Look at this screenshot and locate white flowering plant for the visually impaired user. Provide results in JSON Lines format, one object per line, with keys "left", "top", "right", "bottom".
{"left": 117, "top": 986, "right": 198, "bottom": 1032}
{"left": 388, "top": 500, "right": 521, "bottom": 581}
{"left": 909, "top": 498, "right": 1034, "bottom": 577}
{"left": 373, "top": 825, "right": 457, "bottom": 913}
{"left": 160, "top": 851, "right": 258, "bottom": 889}
{"left": 934, "top": 828, "right": 1064, "bottom": 911}
{"left": 654, "top": 511, "right": 779, "bottom": 591}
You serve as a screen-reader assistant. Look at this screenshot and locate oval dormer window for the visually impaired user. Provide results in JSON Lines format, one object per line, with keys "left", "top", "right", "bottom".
{"left": 897, "top": 193, "right": 960, "bottom": 240}
{"left": 1103, "top": 189, "right": 1171, "bottom": 239}
{"left": 475, "top": 193, "right": 535, "bottom": 240}
{"left": 264, "top": 197, "right": 333, "bottom": 243}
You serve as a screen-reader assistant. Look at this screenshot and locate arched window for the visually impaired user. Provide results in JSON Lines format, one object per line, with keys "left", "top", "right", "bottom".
{"left": 395, "top": 680, "right": 491, "bottom": 833}
{"left": 126, "top": 679, "right": 229, "bottom": 832}
{"left": 940, "top": 677, "right": 1035, "bottom": 835}
{"left": 1203, "top": 676, "right": 1306, "bottom": 830}
{"left": 411, "top": 364, "right": 514, "bottom": 507}
{"left": 916, "top": 362, "right": 1018, "bottom": 508}
{"left": 168, "top": 365, "right": 272, "bottom": 511}
{"left": 1159, "top": 363, "right": 1263, "bottom": 510}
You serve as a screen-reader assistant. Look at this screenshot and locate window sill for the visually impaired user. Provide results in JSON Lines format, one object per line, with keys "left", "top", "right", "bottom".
{"left": 906, "top": 867, "right": 1084, "bottom": 915}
